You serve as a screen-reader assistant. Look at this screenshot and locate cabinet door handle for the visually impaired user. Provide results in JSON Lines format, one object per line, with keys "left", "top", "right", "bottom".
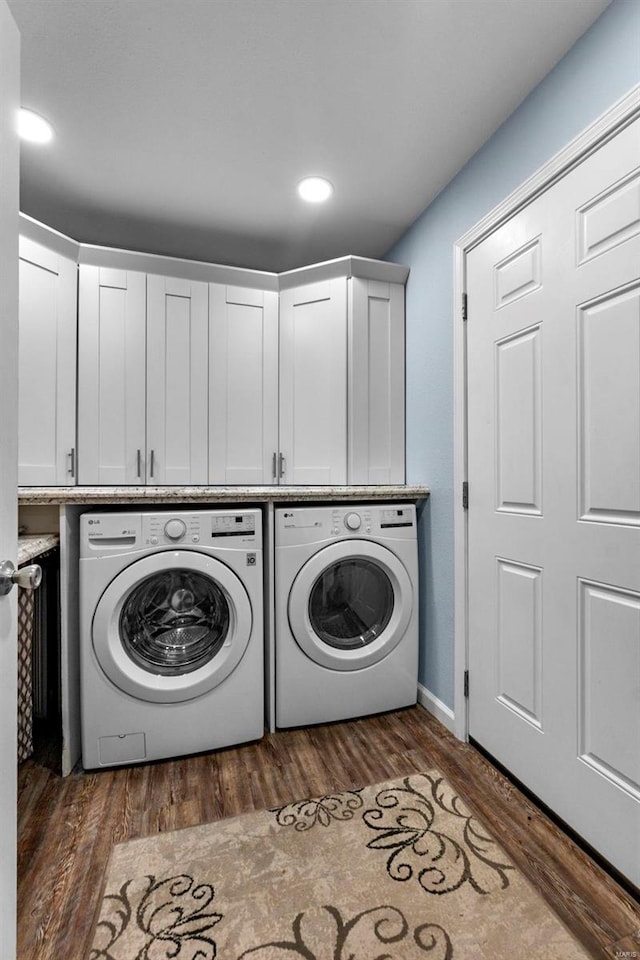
{"left": 272, "top": 452, "right": 277, "bottom": 480}
{"left": 68, "top": 448, "right": 75, "bottom": 478}
{"left": 136, "top": 449, "right": 142, "bottom": 479}
{"left": 149, "top": 449, "right": 155, "bottom": 480}
{"left": 279, "top": 452, "right": 285, "bottom": 479}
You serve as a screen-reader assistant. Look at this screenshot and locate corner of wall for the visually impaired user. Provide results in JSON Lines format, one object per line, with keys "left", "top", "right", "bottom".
{"left": 417, "top": 683, "right": 456, "bottom": 736}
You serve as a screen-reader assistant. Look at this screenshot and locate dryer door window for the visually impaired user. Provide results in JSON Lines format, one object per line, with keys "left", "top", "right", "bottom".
{"left": 120, "top": 569, "right": 230, "bottom": 675}
{"left": 308, "top": 559, "right": 394, "bottom": 650}
{"left": 288, "top": 540, "right": 413, "bottom": 671}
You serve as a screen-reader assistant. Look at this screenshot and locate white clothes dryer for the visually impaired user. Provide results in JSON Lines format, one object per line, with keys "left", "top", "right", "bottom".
{"left": 79, "top": 509, "right": 263, "bottom": 768}
{"left": 275, "top": 503, "right": 418, "bottom": 727}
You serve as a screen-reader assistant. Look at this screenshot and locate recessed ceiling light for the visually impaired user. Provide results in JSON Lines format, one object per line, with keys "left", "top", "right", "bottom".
{"left": 18, "top": 108, "right": 54, "bottom": 144}
{"left": 297, "top": 176, "right": 333, "bottom": 203}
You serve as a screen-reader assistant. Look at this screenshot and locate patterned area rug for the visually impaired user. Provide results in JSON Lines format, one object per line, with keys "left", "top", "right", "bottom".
{"left": 89, "top": 770, "right": 591, "bottom": 959}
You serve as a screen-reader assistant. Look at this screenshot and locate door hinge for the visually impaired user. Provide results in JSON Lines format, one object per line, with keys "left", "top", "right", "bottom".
{"left": 462, "top": 292, "right": 468, "bottom": 321}
{"left": 464, "top": 670, "right": 469, "bottom": 698}
{"left": 462, "top": 481, "right": 469, "bottom": 510}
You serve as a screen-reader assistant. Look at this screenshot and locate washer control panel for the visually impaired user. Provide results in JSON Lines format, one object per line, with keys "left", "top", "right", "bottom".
{"left": 80, "top": 510, "right": 262, "bottom": 555}
{"left": 145, "top": 512, "right": 258, "bottom": 545}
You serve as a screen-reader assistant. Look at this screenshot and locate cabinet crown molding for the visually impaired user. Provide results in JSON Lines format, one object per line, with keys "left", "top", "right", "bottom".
{"left": 19, "top": 214, "right": 409, "bottom": 289}
{"left": 19, "top": 213, "right": 80, "bottom": 262}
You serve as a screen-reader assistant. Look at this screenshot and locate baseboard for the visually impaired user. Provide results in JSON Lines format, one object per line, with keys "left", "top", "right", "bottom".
{"left": 417, "top": 683, "right": 455, "bottom": 734}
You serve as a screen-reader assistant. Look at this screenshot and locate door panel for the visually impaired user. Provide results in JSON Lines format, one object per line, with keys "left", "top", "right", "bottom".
{"left": 209, "top": 284, "right": 278, "bottom": 484}
{"left": 577, "top": 285, "right": 640, "bottom": 523}
{"left": 577, "top": 168, "right": 640, "bottom": 263}
{"left": 18, "top": 238, "right": 77, "bottom": 485}
{"left": 496, "top": 558, "right": 543, "bottom": 729}
{"left": 578, "top": 579, "right": 640, "bottom": 798}
{"left": 78, "top": 266, "right": 146, "bottom": 484}
{"left": 348, "top": 278, "right": 405, "bottom": 484}
{"left": 494, "top": 237, "right": 542, "bottom": 308}
{"left": 279, "top": 278, "right": 347, "bottom": 484}
{"left": 495, "top": 324, "right": 542, "bottom": 514}
{"left": 146, "top": 275, "right": 208, "bottom": 485}
{"left": 467, "top": 116, "right": 640, "bottom": 885}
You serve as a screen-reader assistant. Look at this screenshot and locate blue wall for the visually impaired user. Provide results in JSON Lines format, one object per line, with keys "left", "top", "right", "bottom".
{"left": 387, "top": 0, "right": 640, "bottom": 710}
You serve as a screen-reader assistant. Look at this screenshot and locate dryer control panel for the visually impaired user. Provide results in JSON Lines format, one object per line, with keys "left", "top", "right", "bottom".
{"left": 276, "top": 504, "right": 416, "bottom": 546}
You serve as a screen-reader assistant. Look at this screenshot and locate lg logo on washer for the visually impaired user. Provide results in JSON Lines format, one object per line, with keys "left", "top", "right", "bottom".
{"left": 282, "top": 511, "right": 322, "bottom": 529}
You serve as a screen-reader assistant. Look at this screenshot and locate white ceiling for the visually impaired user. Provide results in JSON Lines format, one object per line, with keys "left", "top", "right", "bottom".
{"left": 9, "top": 0, "right": 611, "bottom": 272}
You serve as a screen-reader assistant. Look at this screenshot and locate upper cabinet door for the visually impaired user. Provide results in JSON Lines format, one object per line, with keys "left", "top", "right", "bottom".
{"left": 348, "top": 278, "right": 405, "bottom": 484}
{"left": 18, "top": 237, "right": 77, "bottom": 485}
{"left": 146, "top": 275, "right": 209, "bottom": 485}
{"left": 209, "top": 284, "right": 278, "bottom": 484}
{"left": 77, "top": 266, "right": 146, "bottom": 485}
{"left": 279, "top": 277, "right": 347, "bottom": 485}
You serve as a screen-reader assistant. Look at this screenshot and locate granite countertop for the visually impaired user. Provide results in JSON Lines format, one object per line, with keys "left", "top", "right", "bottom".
{"left": 18, "top": 533, "right": 60, "bottom": 564}
{"left": 18, "top": 484, "right": 430, "bottom": 505}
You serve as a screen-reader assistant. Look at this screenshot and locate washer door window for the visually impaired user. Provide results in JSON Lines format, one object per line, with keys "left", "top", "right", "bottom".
{"left": 93, "top": 552, "right": 252, "bottom": 703}
{"left": 288, "top": 541, "right": 413, "bottom": 671}
{"left": 120, "top": 569, "right": 230, "bottom": 676}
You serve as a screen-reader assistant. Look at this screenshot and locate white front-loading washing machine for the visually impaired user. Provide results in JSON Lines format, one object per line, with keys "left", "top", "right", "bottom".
{"left": 275, "top": 503, "right": 418, "bottom": 727}
{"left": 80, "top": 508, "right": 263, "bottom": 768}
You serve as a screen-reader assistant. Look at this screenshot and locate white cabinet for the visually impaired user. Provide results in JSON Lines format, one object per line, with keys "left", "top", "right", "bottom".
{"left": 209, "top": 277, "right": 348, "bottom": 487}
{"left": 76, "top": 250, "right": 406, "bottom": 488}
{"left": 209, "top": 284, "right": 278, "bottom": 484}
{"left": 18, "top": 237, "right": 77, "bottom": 485}
{"left": 279, "top": 278, "right": 348, "bottom": 484}
{"left": 348, "top": 278, "right": 405, "bottom": 484}
{"left": 77, "top": 266, "right": 146, "bottom": 485}
{"left": 207, "top": 272, "right": 405, "bottom": 487}
{"left": 78, "top": 268, "right": 208, "bottom": 485}
{"left": 146, "top": 275, "right": 209, "bottom": 485}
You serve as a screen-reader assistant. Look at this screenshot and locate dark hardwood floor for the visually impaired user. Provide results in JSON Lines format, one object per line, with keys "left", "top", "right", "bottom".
{"left": 18, "top": 706, "right": 639, "bottom": 959}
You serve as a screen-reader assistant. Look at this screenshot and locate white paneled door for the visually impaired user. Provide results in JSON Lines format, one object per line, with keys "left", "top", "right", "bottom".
{"left": 0, "top": 1, "right": 20, "bottom": 954}
{"left": 467, "top": 117, "right": 640, "bottom": 885}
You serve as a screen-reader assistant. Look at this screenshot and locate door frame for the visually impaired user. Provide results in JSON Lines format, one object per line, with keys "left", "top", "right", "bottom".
{"left": 452, "top": 83, "right": 640, "bottom": 742}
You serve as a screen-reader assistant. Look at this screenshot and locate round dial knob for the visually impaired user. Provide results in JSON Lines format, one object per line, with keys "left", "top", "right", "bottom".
{"left": 344, "top": 512, "right": 362, "bottom": 531}
{"left": 164, "top": 518, "right": 186, "bottom": 541}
